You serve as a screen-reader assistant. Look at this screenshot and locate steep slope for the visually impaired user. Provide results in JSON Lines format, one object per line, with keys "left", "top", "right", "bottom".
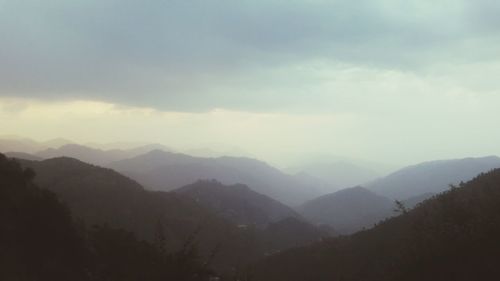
{"left": 297, "top": 187, "right": 394, "bottom": 234}
{"left": 253, "top": 169, "right": 500, "bottom": 281}
{"left": 175, "top": 180, "right": 300, "bottom": 227}
{"left": 109, "top": 150, "right": 322, "bottom": 206}
{"left": 0, "top": 154, "right": 87, "bottom": 280}
{"left": 367, "top": 156, "right": 500, "bottom": 199}
{"left": 18, "top": 157, "right": 325, "bottom": 273}
{"left": 36, "top": 143, "right": 169, "bottom": 166}
{"left": 19, "top": 157, "right": 263, "bottom": 272}
{"left": 0, "top": 154, "right": 216, "bottom": 281}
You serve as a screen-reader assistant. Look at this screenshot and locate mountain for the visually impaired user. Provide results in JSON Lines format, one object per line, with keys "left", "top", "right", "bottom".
{"left": 367, "top": 156, "right": 500, "bottom": 199}
{"left": 18, "top": 157, "right": 261, "bottom": 272}
{"left": 85, "top": 141, "right": 171, "bottom": 152}
{"left": 288, "top": 161, "right": 380, "bottom": 192}
{"left": 0, "top": 154, "right": 87, "bottom": 280}
{"left": 297, "top": 186, "right": 394, "bottom": 234}
{"left": 4, "top": 151, "right": 43, "bottom": 161}
{"left": 109, "top": 150, "right": 323, "bottom": 206}
{"left": 36, "top": 143, "right": 169, "bottom": 166}
{"left": 17, "top": 156, "right": 326, "bottom": 274}
{"left": 253, "top": 169, "right": 500, "bottom": 281}
{"left": 0, "top": 136, "right": 73, "bottom": 153}
{"left": 291, "top": 172, "right": 336, "bottom": 195}
{"left": 0, "top": 153, "right": 215, "bottom": 281}
{"left": 175, "top": 180, "right": 300, "bottom": 227}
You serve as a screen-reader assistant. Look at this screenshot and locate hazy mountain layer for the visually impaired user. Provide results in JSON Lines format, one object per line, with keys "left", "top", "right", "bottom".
{"left": 367, "top": 156, "right": 500, "bottom": 199}
{"left": 36, "top": 143, "right": 170, "bottom": 166}
{"left": 289, "top": 161, "right": 380, "bottom": 191}
{"left": 4, "top": 151, "right": 43, "bottom": 161}
{"left": 0, "top": 137, "right": 72, "bottom": 154}
{"left": 17, "top": 156, "right": 326, "bottom": 273}
{"left": 175, "top": 180, "right": 301, "bottom": 227}
{"left": 297, "top": 186, "right": 394, "bottom": 234}
{"left": 254, "top": 168, "right": 500, "bottom": 281}
{"left": 109, "top": 150, "right": 323, "bottom": 206}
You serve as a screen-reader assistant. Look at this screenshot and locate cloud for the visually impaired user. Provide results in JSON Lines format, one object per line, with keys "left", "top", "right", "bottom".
{"left": 0, "top": 0, "right": 499, "bottom": 112}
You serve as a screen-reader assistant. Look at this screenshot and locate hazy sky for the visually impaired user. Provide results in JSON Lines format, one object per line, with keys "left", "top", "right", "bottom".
{"left": 1, "top": 0, "right": 500, "bottom": 166}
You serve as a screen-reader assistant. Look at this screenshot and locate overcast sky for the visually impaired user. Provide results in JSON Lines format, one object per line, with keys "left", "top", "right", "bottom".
{"left": 1, "top": 0, "right": 500, "bottom": 167}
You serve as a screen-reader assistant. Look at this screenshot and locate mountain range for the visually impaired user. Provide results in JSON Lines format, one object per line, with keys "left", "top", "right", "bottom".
{"left": 16, "top": 155, "right": 327, "bottom": 274}
{"left": 297, "top": 186, "right": 394, "bottom": 234}
{"left": 109, "top": 150, "right": 323, "bottom": 206}
{"left": 36, "top": 143, "right": 170, "bottom": 166}
{"left": 367, "top": 156, "right": 500, "bottom": 199}
{"left": 253, "top": 168, "right": 500, "bottom": 281}
{"left": 175, "top": 180, "right": 300, "bottom": 227}
{"left": 288, "top": 161, "right": 380, "bottom": 191}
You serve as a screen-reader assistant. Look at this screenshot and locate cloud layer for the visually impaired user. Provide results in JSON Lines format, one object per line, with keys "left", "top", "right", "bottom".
{"left": 1, "top": 0, "right": 500, "bottom": 111}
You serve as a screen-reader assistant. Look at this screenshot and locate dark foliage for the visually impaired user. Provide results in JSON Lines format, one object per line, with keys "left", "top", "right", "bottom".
{"left": 18, "top": 157, "right": 327, "bottom": 275}
{"left": 253, "top": 169, "right": 500, "bottom": 281}
{"left": 0, "top": 154, "right": 214, "bottom": 281}
{"left": 0, "top": 154, "right": 87, "bottom": 280}
{"left": 18, "top": 157, "right": 267, "bottom": 273}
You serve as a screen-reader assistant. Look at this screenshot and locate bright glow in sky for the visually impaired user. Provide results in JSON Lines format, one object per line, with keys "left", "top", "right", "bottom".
{"left": 1, "top": 0, "right": 500, "bottom": 166}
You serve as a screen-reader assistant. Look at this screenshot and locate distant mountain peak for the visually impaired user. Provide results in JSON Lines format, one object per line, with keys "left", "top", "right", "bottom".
{"left": 297, "top": 186, "right": 393, "bottom": 234}
{"left": 367, "top": 156, "right": 500, "bottom": 199}
{"left": 175, "top": 180, "right": 300, "bottom": 227}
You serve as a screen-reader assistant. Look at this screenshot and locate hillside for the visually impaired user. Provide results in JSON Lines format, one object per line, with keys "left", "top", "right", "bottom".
{"left": 0, "top": 153, "right": 214, "bottom": 281}
{"left": 175, "top": 180, "right": 300, "bottom": 227}
{"left": 17, "top": 156, "right": 326, "bottom": 274}
{"left": 367, "top": 156, "right": 500, "bottom": 199}
{"left": 297, "top": 187, "right": 394, "bottom": 234}
{"left": 0, "top": 154, "right": 87, "bottom": 280}
{"left": 109, "top": 150, "right": 322, "bottom": 206}
{"left": 253, "top": 169, "right": 500, "bottom": 281}
{"left": 18, "top": 157, "right": 264, "bottom": 272}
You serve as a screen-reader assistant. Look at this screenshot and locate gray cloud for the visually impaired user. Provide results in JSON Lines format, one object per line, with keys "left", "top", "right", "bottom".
{"left": 0, "top": 0, "right": 499, "bottom": 111}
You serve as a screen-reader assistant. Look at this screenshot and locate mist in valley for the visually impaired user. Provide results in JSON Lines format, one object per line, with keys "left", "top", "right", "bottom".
{"left": 2, "top": 0, "right": 500, "bottom": 280}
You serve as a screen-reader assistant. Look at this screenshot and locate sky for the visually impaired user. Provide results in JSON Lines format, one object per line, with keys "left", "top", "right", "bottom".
{"left": 1, "top": 0, "right": 500, "bottom": 167}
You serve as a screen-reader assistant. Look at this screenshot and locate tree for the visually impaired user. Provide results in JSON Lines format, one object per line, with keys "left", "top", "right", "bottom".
{"left": 393, "top": 200, "right": 408, "bottom": 215}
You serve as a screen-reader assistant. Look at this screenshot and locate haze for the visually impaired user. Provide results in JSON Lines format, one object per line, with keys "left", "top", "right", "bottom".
{"left": 1, "top": 0, "right": 500, "bottom": 167}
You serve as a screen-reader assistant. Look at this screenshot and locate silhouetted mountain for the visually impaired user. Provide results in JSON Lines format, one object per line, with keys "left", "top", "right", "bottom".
{"left": 0, "top": 154, "right": 87, "bottom": 280}
{"left": 36, "top": 143, "right": 169, "bottom": 166}
{"left": 109, "top": 150, "right": 322, "bottom": 206}
{"left": 175, "top": 180, "right": 300, "bottom": 227}
{"left": 288, "top": 161, "right": 380, "bottom": 192}
{"left": 4, "top": 151, "right": 43, "bottom": 161}
{"left": 19, "top": 157, "right": 263, "bottom": 272}
{"left": 297, "top": 187, "right": 394, "bottom": 234}
{"left": 253, "top": 169, "right": 500, "bottom": 281}
{"left": 367, "top": 156, "right": 500, "bottom": 199}
{"left": 18, "top": 157, "right": 326, "bottom": 274}
{"left": 0, "top": 154, "right": 216, "bottom": 280}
